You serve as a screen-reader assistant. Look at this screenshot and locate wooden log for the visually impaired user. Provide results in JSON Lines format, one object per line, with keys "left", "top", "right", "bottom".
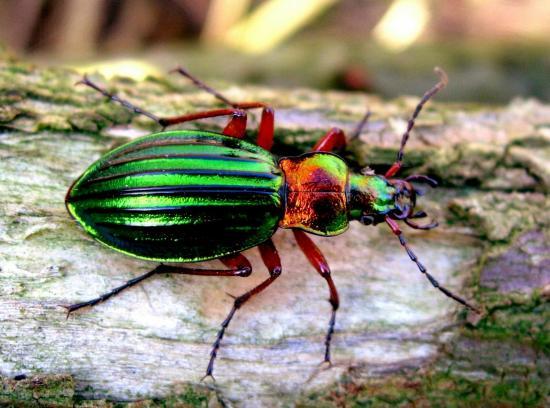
{"left": 0, "top": 57, "right": 548, "bottom": 407}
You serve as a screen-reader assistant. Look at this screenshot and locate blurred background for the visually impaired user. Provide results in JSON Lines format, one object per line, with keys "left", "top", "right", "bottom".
{"left": 0, "top": 0, "right": 549, "bottom": 102}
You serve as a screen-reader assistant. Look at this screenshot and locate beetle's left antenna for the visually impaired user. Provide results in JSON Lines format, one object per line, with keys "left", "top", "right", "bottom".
{"left": 385, "top": 67, "right": 448, "bottom": 178}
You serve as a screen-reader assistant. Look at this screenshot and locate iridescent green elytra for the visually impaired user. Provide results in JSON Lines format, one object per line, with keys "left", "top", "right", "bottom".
{"left": 66, "top": 130, "right": 284, "bottom": 262}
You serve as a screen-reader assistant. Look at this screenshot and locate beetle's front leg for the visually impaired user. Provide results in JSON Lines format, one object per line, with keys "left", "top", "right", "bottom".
{"left": 205, "top": 239, "right": 282, "bottom": 379}
{"left": 292, "top": 230, "right": 339, "bottom": 364}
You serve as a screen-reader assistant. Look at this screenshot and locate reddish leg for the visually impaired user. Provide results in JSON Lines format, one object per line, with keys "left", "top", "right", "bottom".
{"left": 63, "top": 253, "right": 252, "bottom": 317}
{"left": 205, "top": 239, "right": 282, "bottom": 379}
{"left": 256, "top": 107, "right": 275, "bottom": 150}
{"left": 293, "top": 230, "right": 339, "bottom": 364}
{"left": 297, "top": 117, "right": 373, "bottom": 363}
{"left": 77, "top": 75, "right": 250, "bottom": 137}
{"left": 158, "top": 108, "right": 249, "bottom": 138}
{"left": 163, "top": 105, "right": 273, "bottom": 149}
{"left": 313, "top": 127, "right": 347, "bottom": 152}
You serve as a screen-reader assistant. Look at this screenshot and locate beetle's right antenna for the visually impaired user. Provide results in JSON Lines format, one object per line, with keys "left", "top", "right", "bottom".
{"left": 385, "top": 67, "right": 448, "bottom": 178}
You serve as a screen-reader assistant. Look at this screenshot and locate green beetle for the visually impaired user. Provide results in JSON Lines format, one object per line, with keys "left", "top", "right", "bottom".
{"left": 65, "top": 67, "right": 480, "bottom": 378}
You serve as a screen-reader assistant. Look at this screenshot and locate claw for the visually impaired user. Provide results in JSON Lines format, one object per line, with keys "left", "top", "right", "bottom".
{"left": 318, "top": 359, "right": 333, "bottom": 370}
{"left": 305, "top": 358, "right": 334, "bottom": 384}
{"left": 224, "top": 292, "right": 237, "bottom": 300}
{"left": 200, "top": 373, "right": 216, "bottom": 383}
{"left": 59, "top": 304, "right": 73, "bottom": 320}
{"left": 74, "top": 75, "right": 90, "bottom": 87}
{"left": 168, "top": 66, "right": 184, "bottom": 75}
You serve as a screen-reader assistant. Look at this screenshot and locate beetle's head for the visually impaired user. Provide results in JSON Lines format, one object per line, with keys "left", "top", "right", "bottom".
{"left": 350, "top": 172, "right": 438, "bottom": 231}
{"left": 384, "top": 174, "right": 439, "bottom": 230}
{"left": 347, "top": 67, "right": 480, "bottom": 314}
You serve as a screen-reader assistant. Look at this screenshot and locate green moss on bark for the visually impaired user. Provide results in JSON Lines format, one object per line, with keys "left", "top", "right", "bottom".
{"left": 298, "top": 369, "right": 547, "bottom": 408}
{"left": 0, "top": 374, "right": 74, "bottom": 408}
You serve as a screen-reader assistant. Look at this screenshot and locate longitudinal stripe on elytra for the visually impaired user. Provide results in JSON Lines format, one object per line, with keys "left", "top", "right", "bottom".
{"left": 105, "top": 137, "right": 230, "bottom": 161}
{"left": 80, "top": 168, "right": 279, "bottom": 186}
{"left": 69, "top": 185, "right": 279, "bottom": 201}
{"left": 104, "top": 153, "right": 264, "bottom": 168}
{"left": 92, "top": 207, "right": 271, "bottom": 227}
{"left": 74, "top": 175, "right": 279, "bottom": 198}
{"left": 76, "top": 195, "right": 279, "bottom": 210}
{"left": 91, "top": 157, "right": 276, "bottom": 182}
{"left": 95, "top": 213, "right": 271, "bottom": 229}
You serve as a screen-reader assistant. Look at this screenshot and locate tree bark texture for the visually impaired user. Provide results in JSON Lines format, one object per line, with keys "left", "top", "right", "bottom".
{"left": 0, "top": 56, "right": 548, "bottom": 407}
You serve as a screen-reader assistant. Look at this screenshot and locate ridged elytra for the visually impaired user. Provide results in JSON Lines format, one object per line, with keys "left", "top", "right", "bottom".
{"left": 64, "top": 67, "right": 481, "bottom": 380}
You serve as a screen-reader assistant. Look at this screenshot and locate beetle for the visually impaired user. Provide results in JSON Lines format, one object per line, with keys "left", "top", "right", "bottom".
{"left": 64, "top": 67, "right": 480, "bottom": 379}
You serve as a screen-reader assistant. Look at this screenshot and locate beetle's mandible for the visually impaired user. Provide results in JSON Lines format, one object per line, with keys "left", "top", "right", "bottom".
{"left": 64, "top": 66, "right": 481, "bottom": 379}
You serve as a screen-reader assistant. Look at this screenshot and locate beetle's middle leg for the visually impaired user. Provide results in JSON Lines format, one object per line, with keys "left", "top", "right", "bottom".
{"left": 205, "top": 239, "right": 282, "bottom": 379}
{"left": 293, "top": 230, "right": 339, "bottom": 364}
{"left": 63, "top": 253, "right": 252, "bottom": 317}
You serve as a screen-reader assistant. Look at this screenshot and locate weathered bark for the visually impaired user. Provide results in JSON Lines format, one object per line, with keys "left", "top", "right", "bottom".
{"left": 0, "top": 56, "right": 548, "bottom": 407}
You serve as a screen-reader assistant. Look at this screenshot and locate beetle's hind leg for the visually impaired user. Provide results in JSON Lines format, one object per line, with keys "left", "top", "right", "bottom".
{"left": 204, "top": 239, "right": 282, "bottom": 380}
{"left": 62, "top": 253, "right": 252, "bottom": 317}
